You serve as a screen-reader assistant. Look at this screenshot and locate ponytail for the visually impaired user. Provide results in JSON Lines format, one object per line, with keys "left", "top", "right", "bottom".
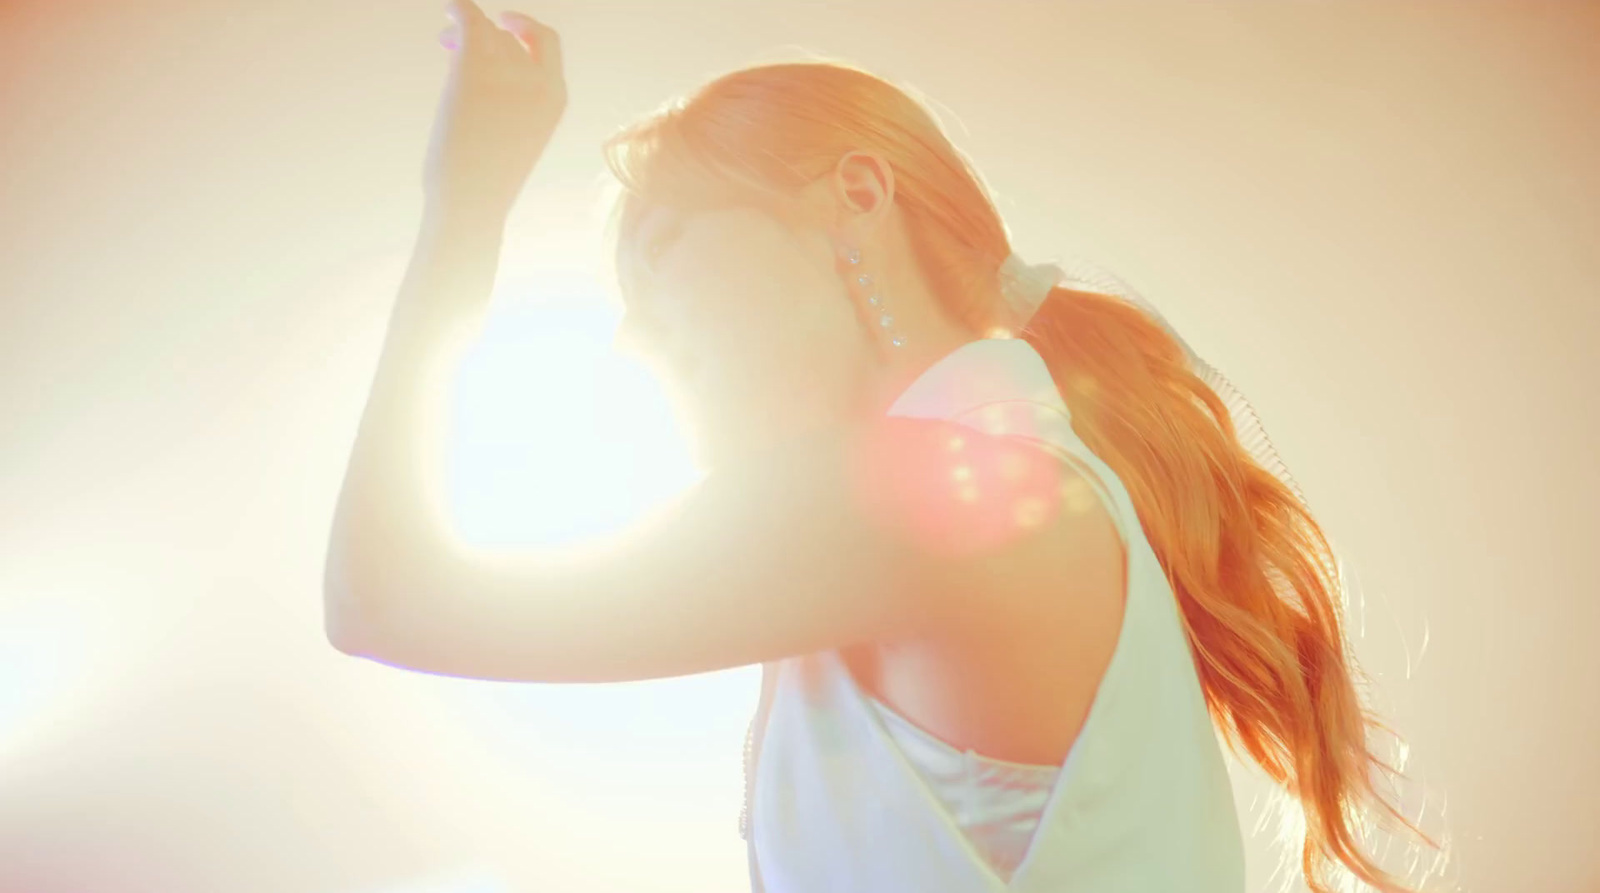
{"left": 1021, "top": 286, "right": 1434, "bottom": 893}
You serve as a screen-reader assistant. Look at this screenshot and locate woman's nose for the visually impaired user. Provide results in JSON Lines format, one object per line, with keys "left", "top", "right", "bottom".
{"left": 661, "top": 338, "right": 701, "bottom": 384}
{"left": 627, "top": 327, "right": 699, "bottom": 385}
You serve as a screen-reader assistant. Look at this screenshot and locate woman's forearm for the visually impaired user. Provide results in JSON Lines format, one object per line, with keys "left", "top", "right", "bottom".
{"left": 323, "top": 209, "right": 505, "bottom": 651}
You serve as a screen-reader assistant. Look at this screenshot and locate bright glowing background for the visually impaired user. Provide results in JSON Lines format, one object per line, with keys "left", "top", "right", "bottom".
{"left": 446, "top": 280, "right": 701, "bottom": 548}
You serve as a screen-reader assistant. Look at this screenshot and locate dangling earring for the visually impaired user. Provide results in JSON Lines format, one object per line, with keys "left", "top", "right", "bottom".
{"left": 840, "top": 244, "right": 907, "bottom": 349}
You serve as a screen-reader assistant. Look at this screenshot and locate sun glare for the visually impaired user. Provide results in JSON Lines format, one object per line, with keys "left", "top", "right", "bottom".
{"left": 445, "top": 272, "right": 701, "bottom": 549}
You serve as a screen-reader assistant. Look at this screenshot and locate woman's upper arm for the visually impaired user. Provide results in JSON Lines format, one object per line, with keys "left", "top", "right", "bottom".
{"left": 330, "top": 416, "right": 1102, "bottom": 683}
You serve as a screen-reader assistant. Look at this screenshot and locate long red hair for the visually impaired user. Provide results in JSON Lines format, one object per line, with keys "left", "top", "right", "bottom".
{"left": 601, "top": 57, "right": 1436, "bottom": 893}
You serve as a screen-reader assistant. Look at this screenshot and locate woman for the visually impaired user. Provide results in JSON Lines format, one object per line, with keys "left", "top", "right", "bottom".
{"left": 323, "top": 2, "right": 1431, "bottom": 890}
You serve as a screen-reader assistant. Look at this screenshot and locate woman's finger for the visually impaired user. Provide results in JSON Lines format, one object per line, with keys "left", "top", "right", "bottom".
{"left": 497, "top": 10, "right": 562, "bottom": 71}
{"left": 443, "top": 0, "right": 495, "bottom": 50}
{"left": 444, "top": 0, "right": 491, "bottom": 27}
{"left": 496, "top": 9, "right": 541, "bottom": 38}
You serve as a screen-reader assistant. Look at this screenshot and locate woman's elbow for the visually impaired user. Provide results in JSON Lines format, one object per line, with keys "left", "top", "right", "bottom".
{"left": 323, "top": 581, "right": 367, "bottom": 656}
{"left": 322, "top": 543, "right": 379, "bottom": 657}
{"left": 323, "top": 591, "right": 366, "bottom": 656}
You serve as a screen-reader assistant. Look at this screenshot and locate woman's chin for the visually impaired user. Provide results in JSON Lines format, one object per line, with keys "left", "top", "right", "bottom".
{"left": 685, "top": 419, "right": 772, "bottom": 473}
{"left": 684, "top": 432, "right": 720, "bottom": 473}
{"left": 678, "top": 414, "right": 732, "bottom": 471}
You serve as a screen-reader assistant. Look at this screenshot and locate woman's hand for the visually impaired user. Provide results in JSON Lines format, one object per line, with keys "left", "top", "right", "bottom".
{"left": 424, "top": 0, "right": 566, "bottom": 227}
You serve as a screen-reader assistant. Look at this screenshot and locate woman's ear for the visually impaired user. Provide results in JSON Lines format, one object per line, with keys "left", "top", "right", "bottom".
{"left": 833, "top": 151, "right": 894, "bottom": 218}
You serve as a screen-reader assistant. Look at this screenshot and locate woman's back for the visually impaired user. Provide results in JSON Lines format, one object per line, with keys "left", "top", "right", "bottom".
{"left": 743, "top": 336, "right": 1246, "bottom": 892}
{"left": 836, "top": 478, "right": 1124, "bottom": 769}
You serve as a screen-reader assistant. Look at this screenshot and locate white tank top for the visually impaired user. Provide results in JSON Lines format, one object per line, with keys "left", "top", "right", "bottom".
{"left": 742, "top": 336, "right": 1246, "bottom": 892}
{"left": 867, "top": 693, "right": 1060, "bottom": 881}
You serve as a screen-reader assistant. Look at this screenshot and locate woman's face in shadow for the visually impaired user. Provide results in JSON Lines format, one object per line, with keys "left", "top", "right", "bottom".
{"left": 618, "top": 200, "right": 879, "bottom": 468}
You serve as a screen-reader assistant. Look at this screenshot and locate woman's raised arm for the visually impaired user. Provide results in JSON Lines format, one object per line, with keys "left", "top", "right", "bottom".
{"left": 326, "top": 380, "right": 1108, "bottom": 683}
